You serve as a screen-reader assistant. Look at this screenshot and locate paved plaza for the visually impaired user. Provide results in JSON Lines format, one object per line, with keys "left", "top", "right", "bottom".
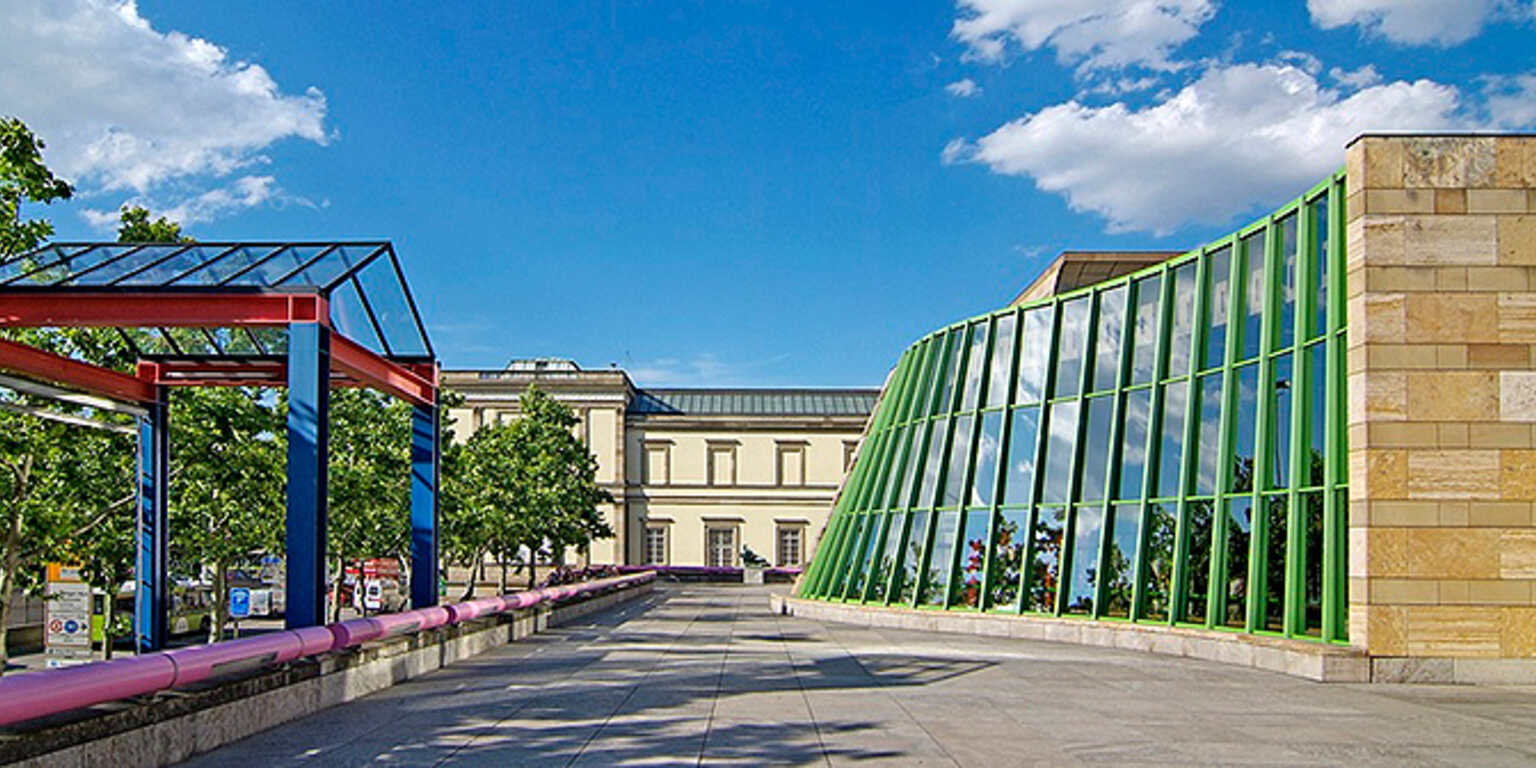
{"left": 181, "top": 585, "right": 1536, "bottom": 766}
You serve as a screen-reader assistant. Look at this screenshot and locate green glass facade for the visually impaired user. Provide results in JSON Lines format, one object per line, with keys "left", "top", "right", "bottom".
{"left": 802, "top": 170, "right": 1350, "bottom": 644}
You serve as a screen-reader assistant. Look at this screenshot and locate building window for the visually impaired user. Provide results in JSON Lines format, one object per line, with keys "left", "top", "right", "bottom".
{"left": 843, "top": 440, "right": 859, "bottom": 471}
{"left": 643, "top": 525, "right": 669, "bottom": 565}
{"left": 706, "top": 526, "right": 737, "bottom": 568}
{"left": 643, "top": 441, "right": 670, "bottom": 485}
{"left": 776, "top": 525, "right": 804, "bottom": 567}
{"left": 777, "top": 442, "right": 806, "bottom": 486}
{"left": 708, "top": 442, "right": 737, "bottom": 486}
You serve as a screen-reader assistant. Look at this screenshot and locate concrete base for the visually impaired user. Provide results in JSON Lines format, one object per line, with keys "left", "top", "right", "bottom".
{"left": 772, "top": 593, "right": 1370, "bottom": 683}
{"left": 1, "top": 580, "right": 655, "bottom": 768}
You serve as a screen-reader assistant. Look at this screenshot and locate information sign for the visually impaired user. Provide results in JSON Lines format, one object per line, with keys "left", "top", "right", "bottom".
{"left": 229, "top": 587, "right": 251, "bottom": 620}
{"left": 44, "top": 563, "right": 92, "bottom": 668}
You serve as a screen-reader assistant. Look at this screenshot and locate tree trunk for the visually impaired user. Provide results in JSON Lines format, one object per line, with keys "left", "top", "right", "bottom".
{"left": 499, "top": 561, "right": 507, "bottom": 594}
{"left": 208, "top": 559, "right": 227, "bottom": 644}
{"left": 1, "top": 459, "right": 32, "bottom": 676}
{"left": 459, "top": 550, "right": 482, "bottom": 601}
{"left": 331, "top": 557, "right": 347, "bottom": 624}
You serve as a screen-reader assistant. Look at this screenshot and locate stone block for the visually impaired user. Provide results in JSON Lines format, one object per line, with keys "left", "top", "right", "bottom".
{"left": 1371, "top": 578, "right": 1439, "bottom": 603}
{"left": 1359, "top": 215, "right": 1406, "bottom": 265}
{"left": 1469, "top": 189, "right": 1530, "bottom": 214}
{"left": 1469, "top": 343, "right": 1530, "bottom": 368}
{"left": 1468, "top": 266, "right": 1531, "bottom": 292}
{"left": 1406, "top": 371, "right": 1498, "bottom": 421}
{"left": 1435, "top": 189, "right": 1468, "bottom": 215}
{"left": 1499, "top": 530, "right": 1536, "bottom": 579}
{"left": 1370, "top": 500, "right": 1439, "bottom": 526}
{"left": 1468, "top": 501, "right": 1533, "bottom": 527}
{"left": 1362, "top": 136, "right": 1404, "bottom": 189}
{"left": 1467, "top": 579, "right": 1532, "bottom": 605}
{"left": 1406, "top": 528, "right": 1500, "bottom": 579}
{"left": 1347, "top": 142, "right": 1366, "bottom": 197}
{"left": 1440, "top": 501, "right": 1471, "bottom": 526}
{"left": 1439, "top": 423, "right": 1470, "bottom": 447}
{"left": 1403, "top": 216, "right": 1498, "bottom": 265}
{"left": 1495, "top": 138, "right": 1536, "bottom": 188}
{"left": 1371, "top": 656, "right": 1455, "bottom": 683}
{"left": 1364, "top": 372, "right": 1407, "bottom": 421}
{"left": 1366, "top": 188, "right": 1434, "bottom": 215}
{"left": 1498, "top": 294, "right": 1536, "bottom": 343}
{"left": 1368, "top": 422, "right": 1437, "bottom": 448}
{"left": 1406, "top": 450, "right": 1500, "bottom": 500}
{"left": 1367, "top": 605, "right": 1408, "bottom": 655}
{"left": 1501, "top": 449, "right": 1536, "bottom": 500}
{"left": 1440, "top": 579, "right": 1471, "bottom": 603}
{"left": 1452, "top": 658, "right": 1536, "bottom": 684}
{"left": 1499, "top": 606, "right": 1536, "bottom": 656}
{"left": 1407, "top": 293, "right": 1499, "bottom": 343}
{"left": 1366, "top": 450, "right": 1409, "bottom": 498}
{"left": 1365, "top": 265, "right": 1436, "bottom": 292}
{"left": 1437, "top": 344, "right": 1469, "bottom": 368}
{"left": 1498, "top": 216, "right": 1536, "bottom": 265}
{"left": 1403, "top": 136, "right": 1496, "bottom": 189}
{"left": 1368, "top": 344, "right": 1438, "bottom": 369}
{"left": 1366, "top": 528, "right": 1410, "bottom": 577}
{"left": 1405, "top": 605, "right": 1502, "bottom": 656}
{"left": 1436, "top": 266, "right": 1469, "bottom": 291}
{"left": 1362, "top": 292, "right": 1407, "bottom": 343}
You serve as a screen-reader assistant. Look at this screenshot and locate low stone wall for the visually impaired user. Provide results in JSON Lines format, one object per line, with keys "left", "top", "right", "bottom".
{"left": 772, "top": 593, "right": 1369, "bottom": 683}
{"left": 0, "top": 579, "right": 655, "bottom": 767}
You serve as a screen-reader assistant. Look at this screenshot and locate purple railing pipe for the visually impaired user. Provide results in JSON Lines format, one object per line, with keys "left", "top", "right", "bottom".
{"left": 0, "top": 653, "right": 177, "bottom": 725}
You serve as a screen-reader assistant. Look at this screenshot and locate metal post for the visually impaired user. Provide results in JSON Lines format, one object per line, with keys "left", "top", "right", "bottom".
{"left": 285, "top": 322, "right": 330, "bottom": 629}
{"left": 134, "top": 386, "right": 169, "bottom": 653}
{"left": 411, "top": 398, "right": 440, "bottom": 608}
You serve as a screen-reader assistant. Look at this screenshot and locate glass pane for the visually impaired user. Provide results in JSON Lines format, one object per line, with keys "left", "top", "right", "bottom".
{"left": 1065, "top": 505, "right": 1104, "bottom": 615}
{"left": 917, "top": 418, "right": 950, "bottom": 508}
{"left": 168, "top": 245, "right": 281, "bottom": 285}
{"left": 1001, "top": 407, "right": 1040, "bottom": 506}
{"left": 227, "top": 245, "right": 328, "bottom": 287}
{"left": 931, "top": 330, "right": 963, "bottom": 415}
{"left": 941, "top": 415, "right": 975, "bottom": 508}
{"left": 988, "top": 509, "right": 1031, "bottom": 610}
{"left": 960, "top": 322, "right": 989, "bottom": 411}
{"left": 1155, "top": 380, "right": 1188, "bottom": 499}
{"left": 1103, "top": 504, "right": 1141, "bottom": 619}
{"left": 114, "top": 245, "right": 218, "bottom": 285}
{"left": 1264, "top": 495, "right": 1289, "bottom": 633}
{"left": 1117, "top": 389, "right": 1151, "bottom": 500}
{"left": 330, "top": 278, "right": 385, "bottom": 352}
{"left": 1130, "top": 275, "right": 1162, "bottom": 384}
{"left": 986, "top": 314, "right": 1017, "bottom": 408}
{"left": 869, "top": 511, "right": 904, "bottom": 603}
{"left": 1092, "top": 286, "right": 1127, "bottom": 391}
{"left": 1041, "top": 402, "right": 1079, "bottom": 504}
{"left": 902, "top": 341, "right": 937, "bottom": 422}
{"left": 1016, "top": 308, "right": 1053, "bottom": 404}
{"left": 275, "top": 244, "right": 372, "bottom": 289}
{"left": 66, "top": 245, "right": 182, "bottom": 285}
{"left": 897, "top": 426, "right": 924, "bottom": 509}
{"left": 1203, "top": 246, "right": 1231, "bottom": 369}
{"left": 1078, "top": 397, "right": 1115, "bottom": 502}
{"left": 1269, "top": 354, "right": 1294, "bottom": 490}
{"left": 0, "top": 243, "right": 70, "bottom": 283}
{"left": 1027, "top": 507, "right": 1066, "bottom": 613}
{"left": 1231, "top": 364, "right": 1259, "bottom": 494}
{"left": 971, "top": 411, "right": 1004, "bottom": 507}
{"left": 1240, "top": 229, "right": 1267, "bottom": 360}
{"left": 955, "top": 509, "right": 990, "bottom": 608}
{"left": 1181, "top": 500, "right": 1214, "bottom": 624}
{"left": 1310, "top": 194, "right": 1329, "bottom": 339}
{"left": 920, "top": 511, "right": 959, "bottom": 606}
{"left": 1142, "top": 503, "right": 1176, "bottom": 621}
{"left": 1168, "top": 262, "right": 1197, "bottom": 376}
{"left": 896, "top": 511, "right": 929, "bottom": 604}
{"left": 846, "top": 514, "right": 883, "bottom": 599}
{"left": 1222, "top": 498, "right": 1253, "bottom": 629}
{"left": 1308, "top": 343, "right": 1327, "bottom": 487}
{"left": 1193, "top": 373, "right": 1224, "bottom": 496}
{"left": 1275, "top": 213, "right": 1298, "bottom": 350}
{"left": 1054, "top": 298, "right": 1090, "bottom": 397}
{"left": 1303, "top": 492, "right": 1324, "bottom": 636}
{"left": 10, "top": 244, "right": 125, "bottom": 286}
{"left": 354, "top": 258, "right": 429, "bottom": 357}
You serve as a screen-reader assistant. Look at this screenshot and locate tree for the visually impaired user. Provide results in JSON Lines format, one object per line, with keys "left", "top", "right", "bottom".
{"left": 116, "top": 205, "right": 190, "bottom": 243}
{"left": 0, "top": 117, "right": 71, "bottom": 257}
{"left": 323, "top": 388, "right": 410, "bottom": 620}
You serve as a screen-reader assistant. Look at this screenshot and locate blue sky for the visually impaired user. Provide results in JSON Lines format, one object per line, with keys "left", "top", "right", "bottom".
{"left": 5, "top": 1, "right": 1534, "bottom": 387}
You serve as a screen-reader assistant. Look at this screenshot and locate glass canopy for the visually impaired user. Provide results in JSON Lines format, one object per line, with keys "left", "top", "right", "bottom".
{"left": 0, "top": 242, "right": 432, "bottom": 360}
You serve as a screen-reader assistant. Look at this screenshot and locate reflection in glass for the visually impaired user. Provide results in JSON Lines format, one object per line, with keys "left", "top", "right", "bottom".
{"left": 904, "top": 341, "right": 938, "bottom": 421}
{"left": 1103, "top": 504, "right": 1141, "bottom": 618}
{"left": 1222, "top": 498, "right": 1252, "bottom": 629}
{"left": 1065, "top": 505, "right": 1104, "bottom": 614}
{"left": 1303, "top": 492, "right": 1324, "bottom": 636}
{"left": 1168, "top": 262, "right": 1197, "bottom": 375}
{"left": 988, "top": 509, "right": 1031, "bottom": 610}
{"left": 1181, "top": 500, "right": 1213, "bottom": 624}
{"left": 1078, "top": 397, "right": 1115, "bottom": 502}
{"left": 971, "top": 412, "right": 1004, "bottom": 506}
{"left": 1143, "top": 503, "right": 1177, "bottom": 621}
{"left": 1016, "top": 308, "right": 1052, "bottom": 404}
{"left": 1193, "top": 373, "right": 1224, "bottom": 496}
{"left": 1130, "top": 275, "right": 1162, "bottom": 384}
{"left": 1240, "top": 229, "right": 1267, "bottom": 360}
{"left": 1311, "top": 194, "right": 1329, "bottom": 339}
{"left": 1117, "top": 390, "right": 1151, "bottom": 500}
{"left": 941, "top": 415, "right": 975, "bottom": 508}
{"left": 1027, "top": 507, "right": 1066, "bottom": 613}
{"left": 1231, "top": 364, "right": 1258, "bottom": 493}
{"left": 1203, "top": 246, "right": 1231, "bottom": 369}
{"left": 1276, "top": 213, "right": 1297, "bottom": 349}
{"left": 868, "top": 511, "right": 905, "bottom": 603}
{"left": 1270, "top": 354, "right": 1293, "bottom": 489}
{"left": 961, "top": 322, "right": 990, "bottom": 410}
{"left": 917, "top": 418, "right": 949, "bottom": 508}
{"left": 897, "top": 511, "right": 929, "bottom": 604}
{"left": 846, "top": 514, "right": 884, "bottom": 599}
{"left": 1054, "top": 298, "right": 1090, "bottom": 397}
{"left": 1156, "top": 381, "right": 1188, "bottom": 498}
{"left": 932, "top": 331, "right": 963, "bottom": 415}
{"left": 1265, "top": 496, "right": 1289, "bottom": 632}
{"left": 1093, "top": 286, "right": 1127, "bottom": 391}
{"left": 921, "top": 511, "right": 960, "bottom": 606}
{"left": 955, "top": 509, "right": 991, "bottom": 607}
{"left": 1308, "top": 343, "right": 1326, "bottom": 486}
{"left": 829, "top": 517, "right": 866, "bottom": 597}
{"left": 987, "top": 313, "right": 1017, "bottom": 408}
{"left": 1002, "top": 408, "right": 1040, "bottom": 506}
{"left": 1041, "top": 402, "right": 1080, "bottom": 503}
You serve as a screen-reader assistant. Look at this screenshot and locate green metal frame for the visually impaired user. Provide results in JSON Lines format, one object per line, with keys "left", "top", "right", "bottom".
{"left": 801, "top": 169, "right": 1350, "bottom": 645}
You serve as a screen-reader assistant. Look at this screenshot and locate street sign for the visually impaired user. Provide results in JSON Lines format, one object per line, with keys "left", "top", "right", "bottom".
{"left": 229, "top": 587, "right": 251, "bottom": 620}
{"left": 44, "top": 563, "right": 92, "bottom": 668}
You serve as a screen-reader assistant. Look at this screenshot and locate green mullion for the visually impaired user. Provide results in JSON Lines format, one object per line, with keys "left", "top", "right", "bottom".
{"left": 883, "top": 335, "right": 948, "bottom": 605}
{"left": 1055, "top": 296, "right": 1096, "bottom": 616}
{"left": 979, "top": 310, "right": 1024, "bottom": 611}
{"left": 1323, "top": 178, "right": 1348, "bottom": 642}
{"left": 902, "top": 332, "right": 956, "bottom": 608}
{"left": 1247, "top": 214, "right": 1284, "bottom": 634}
{"left": 807, "top": 513, "right": 848, "bottom": 597}
{"left": 857, "top": 511, "right": 891, "bottom": 603}
{"left": 832, "top": 514, "right": 871, "bottom": 600}
{"left": 1131, "top": 267, "right": 1174, "bottom": 622}
{"left": 1170, "top": 252, "right": 1210, "bottom": 625}
{"left": 820, "top": 504, "right": 860, "bottom": 596}
{"left": 939, "top": 416, "right": 981, "bottom": 610}
{"left": 1019, "top": 300, "right": 1064, "bottom": 614}
{"left": 1283, "top": 202, "right": 1312, "bottom": 638}
{"left": 1204, "top": 233, "right": 1243, "bottom": 633}
{"left": 1092, "top": 287, "right": 1135, "bottom": 618}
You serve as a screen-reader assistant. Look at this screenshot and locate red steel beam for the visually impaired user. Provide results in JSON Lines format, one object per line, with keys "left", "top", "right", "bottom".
{"left": 329, "top": 334, "right": 434, "bottom": 406}
{"left": 0, "top": 293, "right": 324, "bottom": 327}
{"left": 0, "top": 338, "right": 156, "bottom": 403}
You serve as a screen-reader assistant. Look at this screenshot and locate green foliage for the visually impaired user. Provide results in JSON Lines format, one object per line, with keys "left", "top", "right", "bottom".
{"left": 323, "top": 388, "right": 410, "bottom": 618}
{"left": 0, "top": 117, "right": 72, "bottom": 258}
{"left": 117, "top": 205, "right": 191, "bottom": 244}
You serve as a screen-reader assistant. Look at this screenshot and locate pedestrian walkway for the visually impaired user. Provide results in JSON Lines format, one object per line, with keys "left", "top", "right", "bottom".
{"left": 180, "top": 585, "right": 1536, "bottom": 766}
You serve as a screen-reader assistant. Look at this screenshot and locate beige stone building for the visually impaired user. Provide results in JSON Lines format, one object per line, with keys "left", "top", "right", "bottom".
{"left": 442, "top": 359, "right": 877, "bottom": 569}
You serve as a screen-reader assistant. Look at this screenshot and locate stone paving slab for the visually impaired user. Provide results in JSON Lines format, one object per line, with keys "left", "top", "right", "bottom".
{"left": 177, "top": 585, "right": 1536, "bottom": 767}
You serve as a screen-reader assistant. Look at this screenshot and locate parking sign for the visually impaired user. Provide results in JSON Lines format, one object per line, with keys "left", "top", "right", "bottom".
{"left": 229, "top": 587, "right": 251, "bottom": 619}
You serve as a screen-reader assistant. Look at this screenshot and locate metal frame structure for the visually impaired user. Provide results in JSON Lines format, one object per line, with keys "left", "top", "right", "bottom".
{"left": 803, "top": 170, "right": 1349, "bottom": 645}
{"left": 0, "top": 241, "right": 441, "bottom": 652}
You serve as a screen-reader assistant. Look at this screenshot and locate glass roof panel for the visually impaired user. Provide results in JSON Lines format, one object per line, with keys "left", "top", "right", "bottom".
{"left": 225, "top": 245, "right": 329, "bottom": 287}
{"left": 116, "top": 245, "right": 228, "bottom": 286}
{"left": 0, "top": 244, "right": 74, "bottom": 283}
{"left": 60, "top": 245, "right": 186, "bottom": 285}
{"left": 4, "top": 245, "right": 129, "bottom": 286}
{"left": 354, "top": 257, "right": 428, "bottom": 356}
{"left": 275, "top": 244, "right": 377, "bottom": 290}
{"left": 167, "top": 244, "right": 283, "bottom": 285}
{"left": 329, "top": 277, "right": 385, "bottom": 353}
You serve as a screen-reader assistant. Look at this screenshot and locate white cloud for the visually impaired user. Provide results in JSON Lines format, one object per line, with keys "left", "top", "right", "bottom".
{"left": 1307, "top": 0, "right": 1510, "bottom": 46}
{"left": 626, "top": 353, "right": 789, "bottom": 387}
{"left": 946, "top": 78, "right": 983, "bottom": 98}
{"left": 1483, "top": 73, "right": 1536, "bottom": 129}
{"left": 946, "top": 63, "right": 1466, "bottom": 234}
{"left": 952, "top": 0, "right": 1217, "bottom": 71}
{"left": 1276, "top": 50, "right": 1323, "bottom": 76}
{"left": 0, "top": 0, "right": 327, "bottom": 220}
{"left": 1329, "top": 64, "right": 1384, "bottom": 89}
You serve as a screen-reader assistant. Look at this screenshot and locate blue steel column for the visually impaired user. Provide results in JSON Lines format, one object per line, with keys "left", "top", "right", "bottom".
{"left": 134, "top": 386, "right": 170, "bottom": 652}
{"left": 410, "top": 396, "right": 439, "bottom": 608}
{"left": 286, "top": 322, "right": 330, "bottom": 629}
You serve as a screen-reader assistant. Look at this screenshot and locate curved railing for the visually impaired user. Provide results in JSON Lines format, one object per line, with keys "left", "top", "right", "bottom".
{"left": 0, "top": 570, "right": 655, "bottom": 726}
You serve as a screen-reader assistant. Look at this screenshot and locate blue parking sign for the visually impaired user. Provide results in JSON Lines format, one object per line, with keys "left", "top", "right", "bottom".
{"left": 229, "top": 587, "right": 251, "bottom": 619}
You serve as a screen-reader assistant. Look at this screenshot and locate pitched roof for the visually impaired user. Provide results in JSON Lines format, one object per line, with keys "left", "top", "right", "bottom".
{"left": 628, "top": 388, "right": 879, "bottom": 416}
